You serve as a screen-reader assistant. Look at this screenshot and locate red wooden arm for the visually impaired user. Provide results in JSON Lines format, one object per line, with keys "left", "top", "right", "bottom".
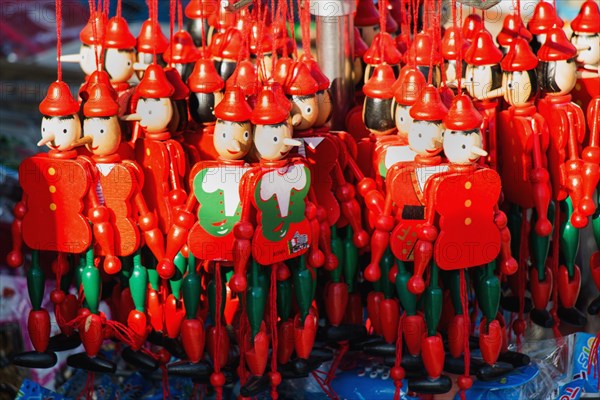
{"left": 408, "top": 177, "right": 440, "bottom": 295}
{"left": 581, "top": 97, "right": 600, "bottom": 217}
{"left": 493, "top": 207, "right": 518, "bottom": 276}
{"left": 230, "top": 171, "right": 256, "bottom": 293}
{"left": 165, "top": 141, "right": 187, "bottom": 209}
{"left": 563, "top": 107, "right": 586, "bottom": 228}
{"left": 87, "top": 184, "right": 121, "bottom": 275}
{"left": 6, "top": 199, "right": 26, "bottom": 268}
{"left": 333, "top": 163, "right": 369, "bottom": 248}
{"left": 316, "top": 205, "right": 338, "bottom": 271}
{"left": 365, "top": 194, "right": 394, "bottom": 282}
{"left": 306, "top": 197, "right": 325, "bottom": 269}
{"left": 528, "top": 116, "right": 553, "bottom": 236}
{"left": 159, "top": 193, "right": 198, "bottom": 274}
{"left": 134, "top": 193, "right": 168, "bottom": 275}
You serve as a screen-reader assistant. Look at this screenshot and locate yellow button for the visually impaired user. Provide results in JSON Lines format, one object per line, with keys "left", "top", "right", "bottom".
{"left": 49, "top": 185, "right": 56, "bottom": 193}
{"left": 465, "top": 181, "right": 472, "bottom": 189}
{"left": 464, "top": 199, "right": 472, "bottom": 207}
{"left": 465, "top": 217, "right": 472, "bottom": 226}
{"left": 146, "top": 148, "right": 151, "bottom": 156}
{"left": 49, "top": 203, "right": 57, "bottom": 211}
{"left": 48, "top": 167, "right": 56, "bottom": 176}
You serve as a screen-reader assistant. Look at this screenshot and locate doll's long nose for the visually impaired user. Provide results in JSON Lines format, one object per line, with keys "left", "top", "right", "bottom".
{"left": 37, "top": 134, "right": 55, "bottom": 147}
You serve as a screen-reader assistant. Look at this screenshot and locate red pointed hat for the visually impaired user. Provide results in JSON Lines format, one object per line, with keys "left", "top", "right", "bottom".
{"left": 528, "top": 2, "right": 563, "bottom": 35}
{"left": 273, "top": 57, "right": 294, "bottom": 87}
{"left": 83, "top": 82, "right": 119, "bottom": 117}
{"left": 354, "top": 27, "right": 369, "bottom": 57}
{"left": 355, "top": 0, "right": 380, "bottom": 26}
{"left": 441, "top": 26, "right": 470, "bottom": 61}
{"left": 393, "top": 66, "right": 426, "bottom": 105}
{"left": 571, "top": 0, "right": 600, "bottom": 33}
{"left": 363, "top": 64, "right": 397, "bottom": 99}
{"left": 40, "top": 81, "right": 80, "bottom": 116}
{"left": 188, "top": 58, "right": 225, "bottom": 93}
{"left": 164, "top": 30, "right": 201, "bottom": 64}
{"left": 285, "top": 62, "right": 319, "bottom": 96}
{"left": 464, "top": 29, "right": 503, "bottom": 66}
{"left": 502, "top": 37, "right": 539, "bottom": 71}
{"left": 211, "top": 27, "right": 243, "bottom": 59}
{"left": 215, "top": 87, "right": 253, "bottom": 122}
{"left": 165, "top": 67, "right": 190, "bottom": 100}
{"left": 104, "top": 16, "right": 136, "bottom": 49}
{"left": 405, "top": 32, "right": 442, "bottom": 66}
{"left": 538, "top": 27, "right": 577, "bottom": 61}
{"left": 497, "top": 14, "right": 532, "bottom": 47}
{"left": 80, "top": 11, "right": 106, "bottom": 46}
{"left": 251, "top": 86, "right": 289, "bottom": 125}
{"left": 226, "top": 60, "right": 258, "bottom": 97}
{"left": 462, "top": 14, "right": 483, "bottom": 42}
{"left": 137, "top": 64, "right": 174, "bottom": 98}
{"left": 410, "top": 85, "right": 448, "bottom": 121}
{"left": 301, "top": 56, "right": 330, "bottom": 91}
{"left": 185, "top": 0, "right": 218, "bottom": 19}
{"left": 271, "top": 81, "right": 293, "bottom": 112}
{"left": 79, "top": 71, "right": 118, "bottom": 102}
{"left": 386, "top": 13, "right": 398, "bottom": 33}
{"left": 443, "top": 93, "right": 482, "bottom": 131}
{"left": 364, "top": 33, "right": 403, "bottom": 65}
{"left": 137, "top": 19, "right": 169, "bottom": 54}
{"left": 249, "top": 22, "right": 274, "bottom": 55}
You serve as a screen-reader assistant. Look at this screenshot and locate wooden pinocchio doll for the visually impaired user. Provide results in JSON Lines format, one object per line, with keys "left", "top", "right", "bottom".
{"left": 496, "top": 13, "right": 532, "bottom": 55}
{"left": 187, "top": 57, "right": 225, "bottom": 161}
{"left": 159, "top": 86, "right": 254, "bottom": 394}
{"left": 463, "top": 28, "right": 504, "bottom": 169}
{"left": 494, "top": 37, "right": 555, "bottom": 329}
{"left": 528, "top": 1, "right": 563, "bottom": 54}
{"left": 570, "top": 0, "right": 599, "bottom": 113}
{"left": 354, "top": 0, "right": 380, "bottom": 47}
{"left": 411, "top": 94, "right": 517, "bottom": 395}
{"left": 441, "top": 26, "right": 469, "bottom": 91}
{"left": 127, "top": 64, "right": 187, "bottom": 279}
{"left": 164, "top": 29, "right": 201, "bottom": 82}
{"left": 537, "top": 27, "right": 589, "bottom": 326}
{"left": 6, "top": 81, "right": 109, "bottom": 368}
{"left": 59, "top": 11, "right": 106, "bottom": 79}
{"left": 136, "top": 14, "right": 170, "bottom": 79}
{"left": 231, "top": 84, "right": 323, "bottom": 393}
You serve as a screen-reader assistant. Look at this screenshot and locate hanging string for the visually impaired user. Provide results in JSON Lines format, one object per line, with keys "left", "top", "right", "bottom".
{"left": 151, "top": 0, "right": 157, "bottom": 63}
{"left": 117, "top": 0, "right": 122, "bottom": 18}
{"left": 426, "top": 0, "right": 436, "bottom": 84}
{"left": 88, "top": 0, "right": 100, "bottom": 71}
{"left": 287, "top": 0, "right": 299, "bottom": 59}
{"left": 213, "top": 263, "right": 223, "bottom": 400}
{"left": 379, "top": 0, "right": 386, "bottom": 62}
{"left": 170, "top": 0, "right": 176, "bottom": 62}
{"left": 269, "top": 266, "right": 279, "bottom": 399}
{"left": 300, "top": 0, "right": 311, "bottom": 58}
{"left": 412, "top": 0, "right": 419, "bottom": 65}
{"left": 178, "top": 0, "right": 183, "bottom": 32}
{"left": 515, "top": 0, "right": 520, "bottom": 20}
{"left": 459, "top": 269, "right": 470, "bottom": 400}
{"left": 55, "top": 0, "right": 63, "bottom": 81}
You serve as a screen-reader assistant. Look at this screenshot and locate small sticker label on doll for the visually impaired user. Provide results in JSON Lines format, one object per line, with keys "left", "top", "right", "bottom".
{"left": 289, "top": 231, "right": 309, "bottom": 254}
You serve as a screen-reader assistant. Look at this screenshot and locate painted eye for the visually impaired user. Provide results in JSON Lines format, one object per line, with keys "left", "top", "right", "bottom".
{"left": 418, "top": 133, "right": 422, "bottom": 138}
{"left": 43, "top": 128, "right": 45, "bottom": 132}
{"left": 148, "top": 110, "right": 153, "bottom": 115}
{"left": 273, "top": 136, "right": 278, "bottom": 142}
{"left": 451, "top": 131, "right": 456, "bottom": 134}
{"left": 222, "top": 133, "right": 226, "bottom": 138}
{"left": 127, "top": 62, "right": 131, "bottom": 66}
{"left": 244, "top": 131, "right": 249, "bottom": 139}
{"left": 306, "top": 107, "right": 312, "bottom": 114}
{"left": 507, "top": 82, "right": 513, "bottom": 89}
{"left": 400, "top": 117, "right": 404, "bottom": 122}
{"left": 100, "top": 129, "right": 104, "bottom": 134}
{"left": 63, "top": 129, "right": 67, "bottom": 133}
{"left": 462, "top": 145, "right": 466, "bottom": 149}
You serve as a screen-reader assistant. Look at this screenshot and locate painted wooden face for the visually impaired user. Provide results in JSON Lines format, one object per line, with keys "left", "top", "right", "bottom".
{"left": 358, "top": 25, "right": 380, "bottom": 47}
{"left": 84, "top": 116, "right": 121, "bottom": 156}
{"left": 408, "top": 119, "right": 444, "bottom": 156}
{"left": 40, "top": 115, "right": 82, "bottom": 151}
{"left": 254, "top": 122, "right": 294, "bottom": 161}
{"left": 443, "top": 128, "right": 484, "bottom": 165}
{"left": 464, "top": 63, "right": 502, "bottom": 100}
{"left": 104, "top": 48, "right": 136, "bottom": 83}
{"left": 537, "top": 59, "right": 578, "bottom": 95}
{"left": 502, "top": 70, "right": 536, "bottom": 106}
{"left": 80, "top": 44, "right": 101, "bottom": 76}
{"left": 394, "top": 103, "right": 413, "bottom": 139}
{"left": 213, "top": 120, "right": 253, "bottom": 160}
{"left": 291, "top": 95, "right": 318, "bottom": 130}
{"left": 136, "top": 98, "right": 173, "bottom": 133}
{"left": 571, "top": 33, "right": 600, "bottom": 67}
{"left": 314, "top": 90, "right": 332, "bottom": 127}
{"left": 363, "top": 96, "right": 396, "bottom": 135}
